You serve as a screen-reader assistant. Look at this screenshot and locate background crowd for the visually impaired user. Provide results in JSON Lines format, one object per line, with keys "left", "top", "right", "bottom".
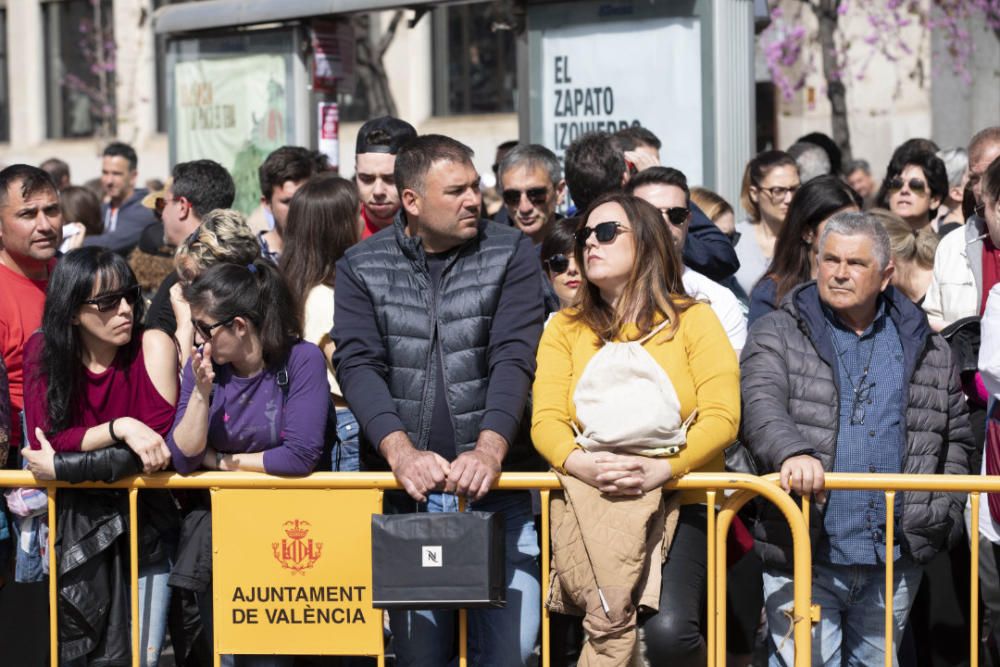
{"left": 0, "top": 118, "right": 999, "bottom": 667}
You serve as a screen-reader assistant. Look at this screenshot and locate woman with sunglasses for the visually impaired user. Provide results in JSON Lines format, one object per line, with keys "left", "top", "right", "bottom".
{"left": 533, "top": 192, "right": 740, "bottom": 665}
{"left": 747, "top": 175, "right": 863, "bottom": 326}
{"left": 732, "top": 151, "right": 800, "bottom": 302}
{"left": 540, "top": 216, "right": 582, "bottom": 317}
{"left": 166, "top": 259, "right": 329, "bottom": 667}
{"left": 874, "top": 148, "right": 948, "bottom": 234}
{"left": 20, "top": 247, "right": 179, "bottom": 667}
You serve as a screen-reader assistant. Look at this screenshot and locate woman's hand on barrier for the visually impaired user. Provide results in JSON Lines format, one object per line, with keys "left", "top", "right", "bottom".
{"left": 116, "top": 417, "right": 170, "bottom": 473}
{"left": 192, "top": 342, "right": 215, "bottom": 398}
{"left": 566, "top": 450, "right": 646, "bottom": 495}
{"left": 21, "top": 429, "right": 57, "bottom": 480}
{"left": 779, "top": 454, "right": 827, "bottom": 504}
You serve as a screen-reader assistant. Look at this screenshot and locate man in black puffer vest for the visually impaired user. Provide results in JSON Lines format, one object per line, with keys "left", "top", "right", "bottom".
{"left": 333, "top": 134, "right": 545, "bottom": 667}
{"left": 741, "top": 211, "right": 973, "bottom": 666}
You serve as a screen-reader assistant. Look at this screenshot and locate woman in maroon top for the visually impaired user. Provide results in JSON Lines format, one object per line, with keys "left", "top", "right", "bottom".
{"left": 20, "top": 246, "right": 178, "bottom": 667}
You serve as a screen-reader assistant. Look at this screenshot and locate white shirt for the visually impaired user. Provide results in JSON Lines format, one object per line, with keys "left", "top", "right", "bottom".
{"left": 976, "top": 283, "right": 1000, "bottom": 543}
{"left": 303, "top": 284, "right": 341, "bottom": 397}
{"left": 682, "top": 268, "right": 748, "bottom": 353}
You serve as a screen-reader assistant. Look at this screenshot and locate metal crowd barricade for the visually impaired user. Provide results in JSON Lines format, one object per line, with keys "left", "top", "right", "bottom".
{"left": 0, "top": 471, "right": 814, "bottom": 667}
{"left": 813, "top": 473, "right": 1000, "bottom": 667}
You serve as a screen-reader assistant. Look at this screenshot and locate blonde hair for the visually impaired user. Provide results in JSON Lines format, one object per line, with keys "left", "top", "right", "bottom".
{"left": 174, "top": 208, "right": 261, "bottom": 283}
{"left": 870, "top": 208, "right": 938, "bottom": 270}
{"left": 690, "top": 187, "right": 733, "bottom": 223}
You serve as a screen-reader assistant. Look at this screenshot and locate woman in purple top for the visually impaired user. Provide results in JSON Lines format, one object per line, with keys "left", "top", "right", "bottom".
{"left": 166, "top": 259, "right": 329, "bottom": 667}
{"left": 168, "top": 259, "right": 330, "bottom": 474}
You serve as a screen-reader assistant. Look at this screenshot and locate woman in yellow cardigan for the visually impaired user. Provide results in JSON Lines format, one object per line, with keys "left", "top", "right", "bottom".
{"left": 532, "top": 192, "right": 740, "bottom": 665}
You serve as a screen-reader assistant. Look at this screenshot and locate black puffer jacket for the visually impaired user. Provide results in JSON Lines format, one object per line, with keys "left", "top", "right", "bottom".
{"left": 740, "top": 282, "right": 974, "bottom": 568}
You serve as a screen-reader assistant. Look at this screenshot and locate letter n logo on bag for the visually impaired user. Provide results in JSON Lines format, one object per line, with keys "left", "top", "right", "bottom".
{"left": 421, "top": 545, "right": 443, "bottom": 567}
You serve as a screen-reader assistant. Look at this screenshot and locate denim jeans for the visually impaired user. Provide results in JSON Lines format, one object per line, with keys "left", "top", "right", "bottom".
{"left": 333, "top": 408, "right": 360, "bottom": 472}
{"left": 763, "top": 560, "right": 922, "bottom": 666}
{"left": 137, "top": 558, "right": 173, "bottom": 667}
{"left": 387, "top": 491, "right": 541, "bottom": 667}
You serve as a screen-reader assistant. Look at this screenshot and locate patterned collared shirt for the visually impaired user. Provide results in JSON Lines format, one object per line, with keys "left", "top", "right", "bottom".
{"left": 820, "top": 300, "right": 907, "bottom": 565}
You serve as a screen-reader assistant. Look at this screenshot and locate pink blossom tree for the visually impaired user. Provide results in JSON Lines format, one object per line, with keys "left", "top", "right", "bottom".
{"left": 64, "top": 0, "right": 116, "bottom": 140}
{"left": 760, "top": 0, "right": 1000, "bottom": 164}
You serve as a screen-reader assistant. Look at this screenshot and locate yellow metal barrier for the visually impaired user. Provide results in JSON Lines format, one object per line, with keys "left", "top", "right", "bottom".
{"left": 0, "top": 471, "right": 814, "bottom": 666}
{"left": 813, "top": 473, "right": 1000, "bottom": 667}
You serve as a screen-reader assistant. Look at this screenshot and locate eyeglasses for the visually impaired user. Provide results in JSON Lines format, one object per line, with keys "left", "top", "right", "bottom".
{"left": 850, "top": 380, "right": 876, "bottom": 426}
{"left": 658, "top": 207, "right": 690, "bottom": 226}
{"left": 575, "top": 221, "right": 629, "bottom": 247}
{"left": 82, "top": 285, "right": 142, "bottom": 312}
{"left": 543, "top": 254, "right": 571, "bottom": 274}
{"left": 192, "top": 314, "right": 238, "bottom": 341}
{"left": 502, "top": 187, "right": 549, "bottom": 207}
{"left": 756, "top": 184, "right": 800, "bottom": 201}
{"left": 887, "top": 177, "right": 927, "bottom": 194}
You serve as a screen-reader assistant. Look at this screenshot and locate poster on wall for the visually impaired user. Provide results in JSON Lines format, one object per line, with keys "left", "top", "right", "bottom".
{"left": 318, "top": 102, "right": 340, "bottom": 171}
{"left": 539, "top": 18, "right": 703, "bottom": 184}
{"left": 175, "top": 54, "right": 290, "bottom": 214}
{"left": 311, "top": 19, "right": 356, "bottom": 94}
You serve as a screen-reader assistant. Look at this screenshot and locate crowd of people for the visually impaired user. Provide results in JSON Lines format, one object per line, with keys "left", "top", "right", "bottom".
{"left": 0, "top": 116, "right": 999, "bottom": 667}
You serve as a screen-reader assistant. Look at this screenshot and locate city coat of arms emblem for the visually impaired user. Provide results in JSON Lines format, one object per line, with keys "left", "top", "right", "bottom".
{"left": 272, "top": 519, "right": 323, "bottom": 574}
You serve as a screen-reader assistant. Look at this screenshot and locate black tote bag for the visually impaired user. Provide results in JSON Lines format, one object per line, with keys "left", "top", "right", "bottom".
{"left": 371, "top": 510, "right": 505, "bottom": 609}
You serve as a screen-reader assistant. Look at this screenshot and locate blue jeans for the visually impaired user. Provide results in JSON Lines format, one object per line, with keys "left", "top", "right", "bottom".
{"left": 333, "top": 408, "right": 360, "bottom": 472}
{"left": 387, "top": 491, "right": 540, "bottom": 667}
{"left": 137, "top": 558, "right": 173, "bottom": 667}
{"left": 763, "top": 560, "right": 922, "bottom": 666}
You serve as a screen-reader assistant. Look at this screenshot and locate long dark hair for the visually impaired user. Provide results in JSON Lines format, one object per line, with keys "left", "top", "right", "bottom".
{"left": 39, "top": 247, "right": 144, "bottom": 431}
{"left": 572, "top": 192, "right": 693, "bottom": 343}
{"left": 183, "top": 259, "right": 302, "bottom": 369}
{"left": 765, "top": 175, "right": 862, "bottom": 304}
{"left": 279, "top": 174, "right": 360, "bottom": 311}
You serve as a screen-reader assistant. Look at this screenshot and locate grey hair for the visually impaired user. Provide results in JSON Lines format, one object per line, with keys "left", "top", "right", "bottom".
{"left": 843, "top": 159, "right": 871, "bottom": 177}
{"left": 497, "top": 144, "right": 562, "bottom": 189}
{"left": 818, "top": 210, "right": 892, "bottom": 269}
{"left": 936, "top": 147, "right": 968, "bottom": 189}
{"left": 788, "top": 142, "right": 832, "bottom": 183}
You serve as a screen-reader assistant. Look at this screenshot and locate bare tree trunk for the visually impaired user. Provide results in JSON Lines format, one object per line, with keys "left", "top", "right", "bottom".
{"left": 814, "top": 0, "right": 852, "bottom": 164}
{"left": 352, "top": 11, "right": 405, "bottom": 118}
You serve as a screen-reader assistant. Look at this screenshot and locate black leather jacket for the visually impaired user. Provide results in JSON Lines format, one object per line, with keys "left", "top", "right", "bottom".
{"left": 52, "top": 445, "right": 179, "bottom": 665}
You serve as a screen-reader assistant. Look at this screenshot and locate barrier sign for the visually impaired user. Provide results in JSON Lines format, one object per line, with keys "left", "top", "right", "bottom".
{"left": 211, "top": 488, "right": 383, "bottom": 655}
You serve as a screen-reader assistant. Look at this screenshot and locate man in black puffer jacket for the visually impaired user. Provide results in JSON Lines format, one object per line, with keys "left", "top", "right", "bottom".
{"left": 333, "top": 134, "right": 545, "bottom": 667}
{"left": 740, "top": 211, "right": 973, "bottom": 666}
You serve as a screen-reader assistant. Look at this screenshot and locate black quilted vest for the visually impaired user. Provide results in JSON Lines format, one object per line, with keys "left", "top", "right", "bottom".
{"left": 340, "top": 216, "right": 541, "bottom": 471}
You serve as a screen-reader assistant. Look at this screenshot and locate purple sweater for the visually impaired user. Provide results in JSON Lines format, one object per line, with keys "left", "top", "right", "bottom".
{"left": 167, "top": 341, "right": 330, "bottom": 475}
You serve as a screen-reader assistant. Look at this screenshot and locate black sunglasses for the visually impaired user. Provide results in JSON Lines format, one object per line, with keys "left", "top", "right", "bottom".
{"left": 575, "top": 221, "right": 627, "bottom": 247}
{"left": 888, "top": 177, "right": 927, "bottom": 194}
{"left": 543, "top": 254, "right": 571, "bottom": 274}
{"left": 658, "top": 207, "right": 690, "bottom": 226}
{"left": 192, "top": 314, "right": 239, "bottom": 341}
{"left": 502, "top": 187, "right": 549, "bottom": 207}
{"left": 82, "top": 285, "right": 142, "bottom": 313}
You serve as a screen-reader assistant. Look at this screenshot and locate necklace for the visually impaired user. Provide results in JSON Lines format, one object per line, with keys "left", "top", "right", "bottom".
{"left": 830, "top": 329, "right": 877, "bottom": 426}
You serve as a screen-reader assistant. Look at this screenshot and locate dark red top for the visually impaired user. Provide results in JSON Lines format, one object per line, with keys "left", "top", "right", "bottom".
{"left": 23, "top": 330, "right": 176, "bottom": 451}
{"left": 982, "top": 237, "right": 1000, "bottom": 315}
